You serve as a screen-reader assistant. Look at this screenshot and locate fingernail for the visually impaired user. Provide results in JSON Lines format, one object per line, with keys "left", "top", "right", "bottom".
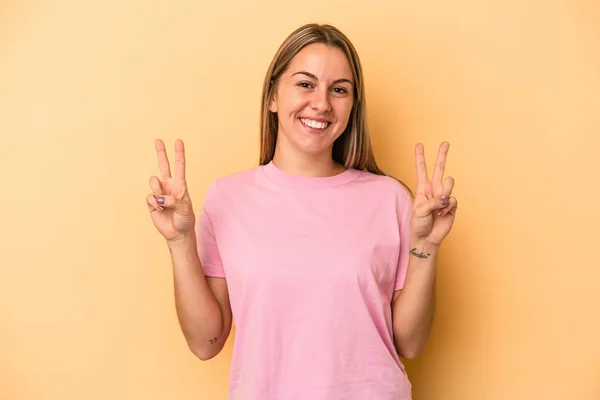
{"left": 441, "top": 198, "right": 449, "bottom": 207}
{"left": 156, "top": 196, "right": 165, "bottom": 205}
{"left": 158, "top": 205, "right": 164, "bottom": 210}
{"left": 437, "top": 210, "right": 443, "bottom": 216}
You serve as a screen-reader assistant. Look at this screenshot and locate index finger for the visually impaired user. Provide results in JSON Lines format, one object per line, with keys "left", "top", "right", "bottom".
{"left": 155, "top": 139, "right": 172, "bottom": 180}
{"left": 174, "top": 139, "right": 186, "bottom": 180}
{"left": 415, "top": 143, "right": 428, "bottom": 190}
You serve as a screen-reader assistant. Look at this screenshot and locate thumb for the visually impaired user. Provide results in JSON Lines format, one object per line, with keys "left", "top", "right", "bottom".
{"left": 155, "top": 195, "right": 193, "bottom": 215}
{"left": 414, "top": 195, "right": 450, "bottom": 217}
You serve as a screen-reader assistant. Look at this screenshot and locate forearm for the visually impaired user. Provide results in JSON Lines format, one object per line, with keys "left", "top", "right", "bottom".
{"left": 168, "top": 235, "right": 224, "bottom": 358}
{"left": 392, "top": 239, "right": 438, "bottom": 359}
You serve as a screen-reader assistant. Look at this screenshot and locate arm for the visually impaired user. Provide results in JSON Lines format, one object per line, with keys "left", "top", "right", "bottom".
{"left": 168, "top": 235, "right": 233, "bottom": 361}
{"left": 391, "top": 142, "right": 458, "bottom": 359}
{"left": 391, "top": 240, "right": 438, "bottom": 359}
{"left": 147, "top": 139, "right": 232, "bottom": 361}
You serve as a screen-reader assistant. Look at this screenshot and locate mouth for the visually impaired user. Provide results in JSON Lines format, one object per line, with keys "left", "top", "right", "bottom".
{"left": 299, "top": 117, "right": 331, "bottom": 131}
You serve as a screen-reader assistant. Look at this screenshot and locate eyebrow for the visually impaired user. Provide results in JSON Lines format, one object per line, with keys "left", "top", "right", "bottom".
{"left": 291, "top": 71, "right": 353, "bottom": 86}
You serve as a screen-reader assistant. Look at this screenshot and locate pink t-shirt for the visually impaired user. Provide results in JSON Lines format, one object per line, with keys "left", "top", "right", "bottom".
{"left": 196, "top": 161, "right": 413, "bottom": 400}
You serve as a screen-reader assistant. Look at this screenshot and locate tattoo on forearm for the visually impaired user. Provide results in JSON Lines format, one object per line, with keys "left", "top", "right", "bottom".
{"left": 209, "top": 337, "right": 217, "bottom": 344}
{"left": 410, "top": 248, "right": 431, "bottom": 259}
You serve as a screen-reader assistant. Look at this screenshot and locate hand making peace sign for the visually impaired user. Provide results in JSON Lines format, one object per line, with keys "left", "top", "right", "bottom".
{"left": 146, "top": 139, "right": 196, "bottom": 244}
{"left": 410, "top": 142, "right": 458, "bottom": 247}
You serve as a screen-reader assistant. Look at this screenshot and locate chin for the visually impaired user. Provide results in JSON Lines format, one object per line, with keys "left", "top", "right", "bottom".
{"left": 298, "top": 144, "right": 332, "bottom": 156}
{"left": 293, "top": 134, "right": 336, "bottom": 155}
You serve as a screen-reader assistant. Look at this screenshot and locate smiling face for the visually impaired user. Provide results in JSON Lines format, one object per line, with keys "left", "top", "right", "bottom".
{"left": 268, "top": 43, "right": 355, "bottom": 161}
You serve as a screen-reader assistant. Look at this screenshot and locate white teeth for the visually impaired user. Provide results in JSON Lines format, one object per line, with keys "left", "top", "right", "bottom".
{"left": 300, "top": 118, "right": 329, "bottom": 129}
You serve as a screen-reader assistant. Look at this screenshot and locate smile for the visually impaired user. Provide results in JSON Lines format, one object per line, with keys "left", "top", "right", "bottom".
{"left": 299, "top": 118, "right": 330, "bottom": 130}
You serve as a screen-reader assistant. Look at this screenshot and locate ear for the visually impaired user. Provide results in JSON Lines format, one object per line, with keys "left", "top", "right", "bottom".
{"left": 268, "top": 91, "right": 277, "bottom": 113}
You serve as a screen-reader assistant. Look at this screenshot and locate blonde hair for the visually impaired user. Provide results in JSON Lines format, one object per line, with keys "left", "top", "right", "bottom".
{"left": 258, "top": 23, "right": 410, "bottom": 193}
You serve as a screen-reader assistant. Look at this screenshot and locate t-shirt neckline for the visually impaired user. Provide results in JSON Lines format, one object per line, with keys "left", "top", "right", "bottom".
{"left": 261, "top": 160, "right": 360, "bottom": 189}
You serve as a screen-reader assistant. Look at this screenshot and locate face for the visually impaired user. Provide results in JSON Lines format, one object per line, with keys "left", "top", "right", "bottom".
{"left": 269, "top": 43, "right": 355, "bottom": 158}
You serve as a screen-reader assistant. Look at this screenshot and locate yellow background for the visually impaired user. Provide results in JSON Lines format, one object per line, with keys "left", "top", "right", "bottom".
{"left": 1, "top": 1, "right": 599, "bottom": 399}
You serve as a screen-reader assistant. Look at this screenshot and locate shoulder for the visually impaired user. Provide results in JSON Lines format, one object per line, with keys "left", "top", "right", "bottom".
{"left": 201, "top": 165, "right": 263, "bottom": 206}
{"left": 208, "top": 165, "right": 262, "bottom": 191}
{"left": 353, "top": 169, "right": 413, "bottom": 203}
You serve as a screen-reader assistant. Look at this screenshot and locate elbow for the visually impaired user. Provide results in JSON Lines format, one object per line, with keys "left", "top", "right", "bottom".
{"left": 398, "top": 346, "right": 421, "bottom": 360}
{"left": 192, "top": 351, "right": 214, "bottom": 362}
{"left": 394, "top": 337, "right": 426, "bottom": 360}
{"left": 189, "top": 343, "right": 219, "bottom": 361}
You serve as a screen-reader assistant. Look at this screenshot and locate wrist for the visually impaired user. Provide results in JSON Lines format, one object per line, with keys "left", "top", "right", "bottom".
{"left": 167, "top": 233, "right": 197, "bottom": 252}
{"left": 409, "top": 238, "right": 440, "bottom": 258}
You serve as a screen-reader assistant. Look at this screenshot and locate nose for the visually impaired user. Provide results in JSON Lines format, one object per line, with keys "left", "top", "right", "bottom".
{"left": 310, "top": 88, "right": 332, "bottom": 113}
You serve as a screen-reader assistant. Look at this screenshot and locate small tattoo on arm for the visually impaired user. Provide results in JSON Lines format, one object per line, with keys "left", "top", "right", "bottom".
{"left": 410, "top": 248, "right": 431, "bottom": 259}
{"left": 209, "top": 337, "right": 217, "bottom": 344}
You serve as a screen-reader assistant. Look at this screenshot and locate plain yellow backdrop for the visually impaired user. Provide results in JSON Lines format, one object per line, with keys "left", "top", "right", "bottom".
{"left": 1, "top": 0, "right": 599, "bottom": 399}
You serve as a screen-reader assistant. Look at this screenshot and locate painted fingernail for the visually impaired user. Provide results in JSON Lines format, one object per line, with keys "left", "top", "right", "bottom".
{"left": 441, "top": 198, "right": 449, "bottom": 207}
{"left": 158, "top": 205, "right": 164, "bottom": 210}
{"left": 156, "top": 196, "right": 165, "bottom": 205}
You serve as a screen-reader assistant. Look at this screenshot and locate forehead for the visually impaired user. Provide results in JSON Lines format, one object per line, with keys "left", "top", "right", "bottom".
{"left": 287, "top": 43, "right": 353, "bottom": 80}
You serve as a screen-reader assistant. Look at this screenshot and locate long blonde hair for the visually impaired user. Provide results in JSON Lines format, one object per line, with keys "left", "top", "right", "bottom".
{"left": 258, "top": 23, "right": 411, "bottom": 193}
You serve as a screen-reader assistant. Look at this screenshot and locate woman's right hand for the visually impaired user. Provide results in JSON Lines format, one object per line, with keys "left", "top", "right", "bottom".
{"left": 147, "top": 139, "right": 196, "bottom": 244}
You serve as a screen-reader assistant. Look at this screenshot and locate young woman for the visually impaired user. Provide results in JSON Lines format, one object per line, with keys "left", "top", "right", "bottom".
{"left": 146, "top": 23, "right": 457, "bottom": 400}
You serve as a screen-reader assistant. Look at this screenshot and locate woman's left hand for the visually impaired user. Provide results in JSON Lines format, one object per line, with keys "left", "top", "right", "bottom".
{"left": 410, "top": 141, "right": 458, "bottom": 247}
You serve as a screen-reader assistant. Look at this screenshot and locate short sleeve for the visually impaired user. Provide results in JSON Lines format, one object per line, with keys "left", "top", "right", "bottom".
{"left": 394, "top": 191, "right": 413, "bottom": 291}
{"left": 195, "top": 182, "right": 226, "bottom": 278}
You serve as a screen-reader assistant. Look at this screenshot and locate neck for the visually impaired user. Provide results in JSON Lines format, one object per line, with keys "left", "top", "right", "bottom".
{"left": 272, "top": 144, "right": 345, "bottom": 178}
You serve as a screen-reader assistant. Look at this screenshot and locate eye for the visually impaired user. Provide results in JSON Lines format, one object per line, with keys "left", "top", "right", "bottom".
{"left": 297, "top": 82, "right": 314, "bottom": 89}
{"left": 331, "top": 87, "right": 348, "bottom": 94}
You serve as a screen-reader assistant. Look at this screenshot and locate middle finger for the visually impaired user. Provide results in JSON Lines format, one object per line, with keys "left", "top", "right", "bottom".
{"left": 432, "top": 142, "right": 449, "bottom": 191}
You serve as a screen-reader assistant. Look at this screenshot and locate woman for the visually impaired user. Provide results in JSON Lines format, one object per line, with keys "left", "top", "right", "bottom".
{"left": 146, "top": 23, "right": 457, "bottom": 400}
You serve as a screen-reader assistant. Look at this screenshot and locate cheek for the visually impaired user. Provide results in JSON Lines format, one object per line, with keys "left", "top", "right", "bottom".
{"left": 284, "top": 95, "right": 309, "bottom": 115}
{"left": 276, "top": 88, "right": 305, "bottom": 114}
{"left": 335, "top": 99, "right": 354, "bottom": 120}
